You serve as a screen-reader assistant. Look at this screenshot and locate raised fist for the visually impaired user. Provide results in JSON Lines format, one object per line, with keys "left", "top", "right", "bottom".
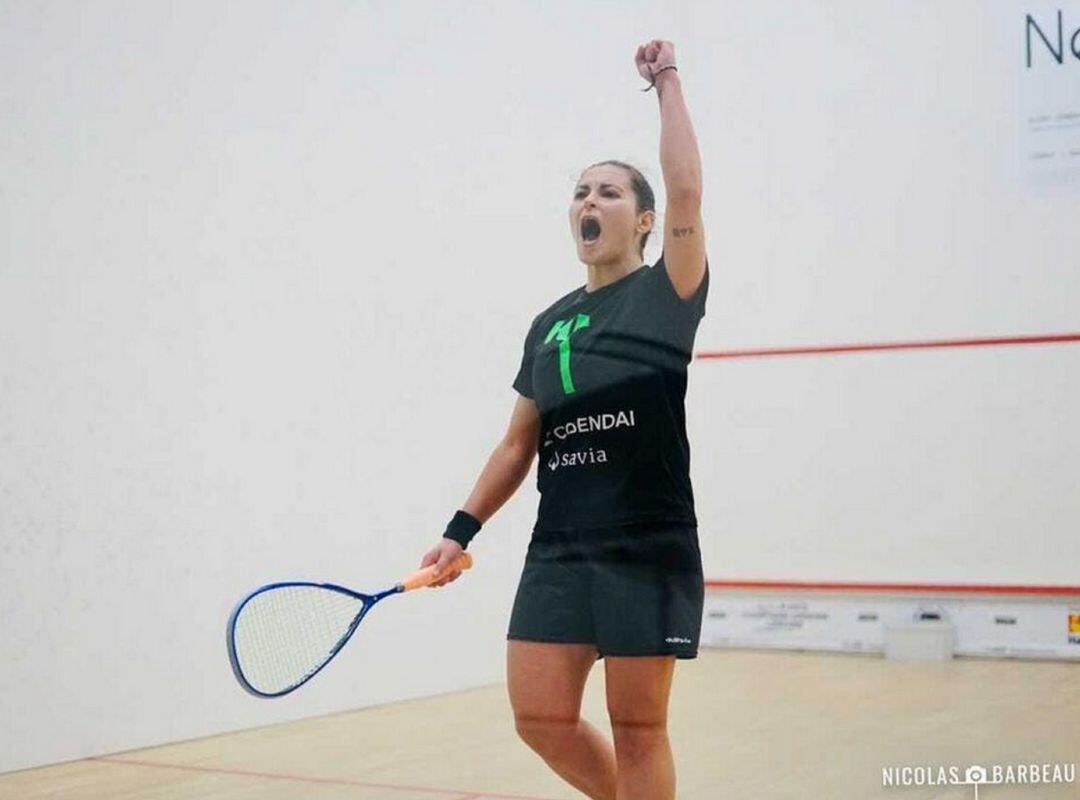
{"left": 635, "top": 39, "right": 677, "bottom": 83}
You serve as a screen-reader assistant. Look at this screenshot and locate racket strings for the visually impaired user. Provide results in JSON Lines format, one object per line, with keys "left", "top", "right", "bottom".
{"left": 232, "top": 585, "right": 366, "bottom": 695}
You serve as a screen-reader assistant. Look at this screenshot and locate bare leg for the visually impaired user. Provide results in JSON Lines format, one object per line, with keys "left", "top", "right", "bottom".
{"left": 604, "top": 655, "right": 677, "bottom": 800}
{"left": 507, "top": 640, "right": 618, "bottom": 800}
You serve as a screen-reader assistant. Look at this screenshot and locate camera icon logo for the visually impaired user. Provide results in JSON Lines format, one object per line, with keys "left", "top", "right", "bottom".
{"left": 964, "top": 766, "right": 987, "bottom": 784}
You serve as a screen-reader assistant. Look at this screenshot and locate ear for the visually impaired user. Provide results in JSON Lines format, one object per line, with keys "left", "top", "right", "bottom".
{"left": 637, "top": 208, "right": 657, "bottom": 236}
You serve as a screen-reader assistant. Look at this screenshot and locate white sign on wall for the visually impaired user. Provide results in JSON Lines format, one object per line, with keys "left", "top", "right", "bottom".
{"left": 1022, "top": 6, "right": 1080, "bottom": 186}
{"left": 702, "top": 591, "right": 1080, "bottom": 660}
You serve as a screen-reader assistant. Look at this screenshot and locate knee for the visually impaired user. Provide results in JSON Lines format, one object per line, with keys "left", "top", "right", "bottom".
{"left": 610, "top": 719, "right": 669, "bottom": 764}
{"left": 514, "top": 713, "right": 579, "bottom": 757}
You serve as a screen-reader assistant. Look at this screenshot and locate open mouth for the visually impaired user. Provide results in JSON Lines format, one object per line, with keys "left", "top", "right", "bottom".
{"left": 580, "top": 216, "right": 601, "bottom": 244}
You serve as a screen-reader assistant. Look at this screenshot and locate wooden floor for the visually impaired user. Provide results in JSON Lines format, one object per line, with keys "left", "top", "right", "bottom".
{"left": 3, "top": 649, "right": 1077, "bottom": 799}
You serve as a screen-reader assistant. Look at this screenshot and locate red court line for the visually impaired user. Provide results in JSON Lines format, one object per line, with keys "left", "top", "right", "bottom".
{"left": 88, "top": 756, "right": 559, "bottom": 800}
{"left": 706, "top": 580, "right": 1080, "bottom": 596}
{"left": 695, "top": 331, "right": 1080, "bottom": 360}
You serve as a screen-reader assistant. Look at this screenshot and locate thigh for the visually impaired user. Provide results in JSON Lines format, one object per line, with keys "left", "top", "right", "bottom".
{"left": 604, "top": 655, "right": 676, "bottom": 726}
{"left": 507, "top": 640, "right": 599, "bottom": 722}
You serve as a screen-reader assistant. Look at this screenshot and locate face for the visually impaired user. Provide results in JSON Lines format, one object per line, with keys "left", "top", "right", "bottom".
{"left": 569, "top": 164, "right": 653, "bottom": 264}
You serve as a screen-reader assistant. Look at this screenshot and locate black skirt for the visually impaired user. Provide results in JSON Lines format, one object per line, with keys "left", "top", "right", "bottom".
{"left": 507, "top": 522, "right": 704, "bottom": 659}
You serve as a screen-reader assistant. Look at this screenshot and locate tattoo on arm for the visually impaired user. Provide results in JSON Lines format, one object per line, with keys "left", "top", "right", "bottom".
{"left": 671, "top": 225, "right": 696, "bottom": 238}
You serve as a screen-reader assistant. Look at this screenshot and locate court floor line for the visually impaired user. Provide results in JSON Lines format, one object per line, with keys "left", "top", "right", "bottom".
{"left": 695, "top": 330, "right": 1080, "bottom": 360}
{"left": 87, "top": 756, "right": 560, "bottom": 800}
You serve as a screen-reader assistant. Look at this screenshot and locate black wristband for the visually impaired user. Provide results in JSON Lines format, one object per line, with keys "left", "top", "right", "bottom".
{"left": 443, "top": 509, "right": 482, "bottom": 549}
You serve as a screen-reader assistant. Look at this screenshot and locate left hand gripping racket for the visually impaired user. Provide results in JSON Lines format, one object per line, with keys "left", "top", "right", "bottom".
{"left": 227, "top": 554, "right": 473, "bottom": 698}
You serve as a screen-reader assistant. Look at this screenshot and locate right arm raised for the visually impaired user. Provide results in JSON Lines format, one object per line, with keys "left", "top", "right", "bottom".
{"left": 422, "top": 394, "right": 540, "bottom": 584}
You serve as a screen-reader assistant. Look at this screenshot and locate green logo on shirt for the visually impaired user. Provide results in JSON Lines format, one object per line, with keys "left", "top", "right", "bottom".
{"left": 545, "top": 313, "right": 590, "bottom": 394}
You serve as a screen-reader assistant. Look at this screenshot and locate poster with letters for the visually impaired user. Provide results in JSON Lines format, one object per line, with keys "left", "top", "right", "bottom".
{"left": 1022, "top": 4, "right": 1080, "bottom": 187}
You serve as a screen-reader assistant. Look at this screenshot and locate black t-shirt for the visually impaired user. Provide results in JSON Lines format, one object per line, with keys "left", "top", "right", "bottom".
{"left": 513, "top": 252, "right": 709, "bottom": 532}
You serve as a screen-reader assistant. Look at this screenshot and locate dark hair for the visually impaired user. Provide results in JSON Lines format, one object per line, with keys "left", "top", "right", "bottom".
{"left": 583, "top": 159, "right": 656, "bottom": 259}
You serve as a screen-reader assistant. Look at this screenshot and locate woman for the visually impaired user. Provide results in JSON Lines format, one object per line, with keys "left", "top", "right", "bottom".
{"left": 419, "top": 39, "right": 708, "bottom": 800}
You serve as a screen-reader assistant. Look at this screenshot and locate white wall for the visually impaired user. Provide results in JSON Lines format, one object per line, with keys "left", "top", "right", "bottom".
{"left": 2, "top": 0, "right": 1078, "bottom": 773}
{"left": 687, "top": 0, "right": 1080, "bottom": 585}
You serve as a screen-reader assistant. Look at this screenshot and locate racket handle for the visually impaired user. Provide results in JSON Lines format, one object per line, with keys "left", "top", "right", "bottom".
{"left": 400, "top": 552, "right": 474, "bottom": 592}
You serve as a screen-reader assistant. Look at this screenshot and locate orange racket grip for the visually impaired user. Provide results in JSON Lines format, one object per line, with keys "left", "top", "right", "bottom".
{"left": 399, "top": 552, "right": 474, "bottom": 592}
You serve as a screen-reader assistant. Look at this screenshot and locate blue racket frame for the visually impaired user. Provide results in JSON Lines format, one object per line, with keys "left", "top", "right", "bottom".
{"left": 226, "top": 580, "right": 402, "bottom": 699}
